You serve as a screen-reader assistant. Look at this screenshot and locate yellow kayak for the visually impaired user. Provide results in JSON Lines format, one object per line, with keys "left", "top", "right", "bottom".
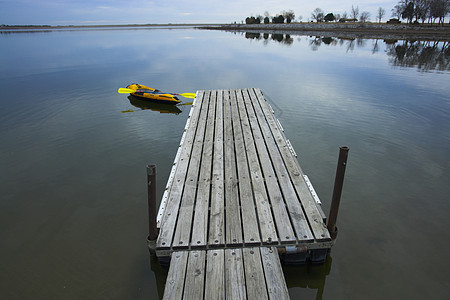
{"left": 125, "top": 84, "right": 182, "bottom": 105}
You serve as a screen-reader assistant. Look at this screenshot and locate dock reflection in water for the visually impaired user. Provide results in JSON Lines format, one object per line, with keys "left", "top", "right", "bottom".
{"left": 283, "top": 255, "right": 332, "bottom": 299}
{"left": 123, "top": 95, "right": 185, "bottom": 115}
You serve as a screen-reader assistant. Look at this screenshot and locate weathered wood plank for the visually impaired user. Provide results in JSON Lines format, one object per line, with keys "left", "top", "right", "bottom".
{"left": 205, "top": 249, "right": 225, "bottom": 299}
{"left": 225, "top": 249, "right": 246, "bottom": 300}
{"left": 172, "top": 90, "right": 211, "bottom": 248}
{"left": 183, "top": 250, "right": 206, "bottom": 300}
{"left": 236, "top": 89, "right": 278, "bottom": 244}
{"left": 209, "top": 90, "right": 226, "bottom": 246}
{"left": 243, "top": 247, "right": 269, "bottom": 300}
{"left": 190, "top": 90, "right": 215, "bottom": 248}
{"left": 253, "top": 88, "right": 331, "bottom": 241}
{"left": 163, "top": 247, "right": 290, "bottom": 300}
{"left": 158, "top": 92, "right": 201, "bottom": 227}
{"left": 242, "top": 89, "right": 296, "bottom": 244}
{"left": 248, "top": 88, "right": 314, "bottom": 242}
{"left": 157, "top": 91, "right": 206, "bottom": 250}
{"left": 260, "top": 247, "right": 290, "bottom": 300}
{"left": 230, "top": 90, "right": 261, "bottom": 245}
{"left": 224, "top": 91, "right": 243, "bottom": 246}
{"left": 162, "top": 251, "right": 189, "bottom": 300}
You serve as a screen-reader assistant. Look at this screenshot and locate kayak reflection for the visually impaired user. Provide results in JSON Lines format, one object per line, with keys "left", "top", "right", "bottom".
{"left": 123, "top": 95, "right": 184, "bottom": 115}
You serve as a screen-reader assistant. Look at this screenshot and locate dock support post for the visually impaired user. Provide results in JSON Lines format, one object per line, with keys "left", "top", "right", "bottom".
{"left": 327, "top": 146, "right": 349, "bottom": 240}
{"left": 147, "top": 164, "right": 158, "bottom": 252}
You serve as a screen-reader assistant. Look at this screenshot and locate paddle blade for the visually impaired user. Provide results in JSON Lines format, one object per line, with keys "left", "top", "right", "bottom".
{"left": 178, "top": 93, "right": 196, "bottom": 99}
{"left": 178, "top": 102, "right": 193, "bottom": 106}
{"left": 118, "top": 88, "right": 135, "bottom": 94}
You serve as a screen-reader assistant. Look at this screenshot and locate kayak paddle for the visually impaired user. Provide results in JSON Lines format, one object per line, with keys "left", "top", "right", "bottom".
{"left": 118, "top": 88, "right": 141, "bottom": 94}
{"left": 172, "top": 93, "right": 196, "bottom": 99}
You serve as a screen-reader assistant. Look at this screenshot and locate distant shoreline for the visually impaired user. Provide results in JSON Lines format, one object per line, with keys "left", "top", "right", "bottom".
{"left": 2, "top": 22, "right": 449, "bottom": 40}
{"left": 0, "top": 24, "right": 217, "bottom": 29}
{"left": 201, "top": 23, "right": 450, "bottom": 41}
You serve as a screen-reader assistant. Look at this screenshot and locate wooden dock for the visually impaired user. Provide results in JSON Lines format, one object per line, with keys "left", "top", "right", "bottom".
{"left": 163, "top": 247, "right": 289, "bottom": 299}
{"left": 154, "top": 88, "right": 334, "bottom": 299}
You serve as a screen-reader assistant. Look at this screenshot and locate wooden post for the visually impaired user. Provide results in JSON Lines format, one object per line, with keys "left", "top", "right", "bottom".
{"left": 147, "top": 164, "right": 158, "bottom": 251}
{"left": 327, "top": 146, "right": 349, "bottom": 239}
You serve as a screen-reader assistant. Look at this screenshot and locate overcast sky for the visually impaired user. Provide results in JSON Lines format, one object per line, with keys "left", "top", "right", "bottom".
{"left": 1, "top": 0, "right": 400, "bottom": 25}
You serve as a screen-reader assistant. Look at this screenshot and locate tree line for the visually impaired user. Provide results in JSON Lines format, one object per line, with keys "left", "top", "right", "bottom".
{"left": 245, "top": 10, "right": 296, "bottom": 24}
{"left": 392, "top": 0, "right": 449, "bottom": 25}
{"left": 243, "top": 1, "right": 449, "bottom": 25}
{"left": 310, "top": 6, "right": 372, "bottom": 23}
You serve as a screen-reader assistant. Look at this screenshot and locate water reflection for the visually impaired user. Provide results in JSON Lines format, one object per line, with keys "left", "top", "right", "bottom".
{"left": 0, "top": 29, "right": 53, "bottom": 35}
{"left": 283, "top": 255, "right": 332, "bottom": 299}
{"left": 386, "top": 40, "right": 450, "bottom": 71}
{"left": 308, "top": 36, "right": 368, "bottom": 52}
{"left": 149, "top": 253, "right": 168, "bottom": 299}
{"left": 244, "top": 31, "right": 294, "bottom": 46}
{"left": 239, "top": 31, "right": 449, "bottom": 71}
{"left": 124, "top": 95, "right": 183, "bottom": 115}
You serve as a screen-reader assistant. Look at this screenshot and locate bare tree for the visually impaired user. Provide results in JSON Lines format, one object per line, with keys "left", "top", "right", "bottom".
{"left": 391, "top": 4, "right": 403, "bottom": 19}
{"left": 351, "top": 5, "right": 360, "bottom": 20}
{"left": 360, "top": 11, "right": 371, "bottom": 23}
{"left": 377, "top": 7, "right": 386, "bottom": 23}
{"left": 311, "top": 8, "right": 325, "bottom": 22}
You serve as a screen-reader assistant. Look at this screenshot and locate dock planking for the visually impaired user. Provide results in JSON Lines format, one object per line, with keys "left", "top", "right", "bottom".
{"left": 155, "top": 88, "right": 336, "bottom": 299}
{"left": 156, "top": 88, "right": 331, "bottom": 254}
{"left": 162, "top": 247, "right": 289, "bottom": 300}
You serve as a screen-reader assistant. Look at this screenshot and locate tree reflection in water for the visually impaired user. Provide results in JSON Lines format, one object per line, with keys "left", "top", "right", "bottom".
{"left": 386, "top": 40, "right": 450, "bottom": 72}
{"left": 240, "top": 31, "right": 449, "bottom": 72}
{"left": 244, "top": 31, "right": 294, "bottom": 46}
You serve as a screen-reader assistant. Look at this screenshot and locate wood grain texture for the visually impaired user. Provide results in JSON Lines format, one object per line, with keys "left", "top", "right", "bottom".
{"left": 209, "top": 90, "right": 226, "bottom": 246}
{"left": 183, "top": 250, "right": 206, "bottom": 300}
{"left": 205, "top": 249, "right": 225, "bottom": 299}
{"left": 162, "top": 251, "right": 189, "bottom": 300}
{"left": 224, "top": 90, "right": 243, "bottom": 246}
{"left": 225, "top": 249, "right": 246, "bottom": 300}
{"left": 260, "top": 247, "right": 290, "bottom": 300}
{"left": 243, "top": 247, "right": 269, "bottom": 300}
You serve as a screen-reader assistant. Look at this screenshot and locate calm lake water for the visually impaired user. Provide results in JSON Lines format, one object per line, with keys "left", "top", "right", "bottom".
{"left": 1, "top": 27, "right": 449, "bottom": 299}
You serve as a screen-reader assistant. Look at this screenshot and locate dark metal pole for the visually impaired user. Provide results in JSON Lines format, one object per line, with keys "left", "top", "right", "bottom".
{"left": 147, "top": 165, "right": 158, "bottom": 247}
{"left": 327, "top": 146, "right": 349, "bottom": 239}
